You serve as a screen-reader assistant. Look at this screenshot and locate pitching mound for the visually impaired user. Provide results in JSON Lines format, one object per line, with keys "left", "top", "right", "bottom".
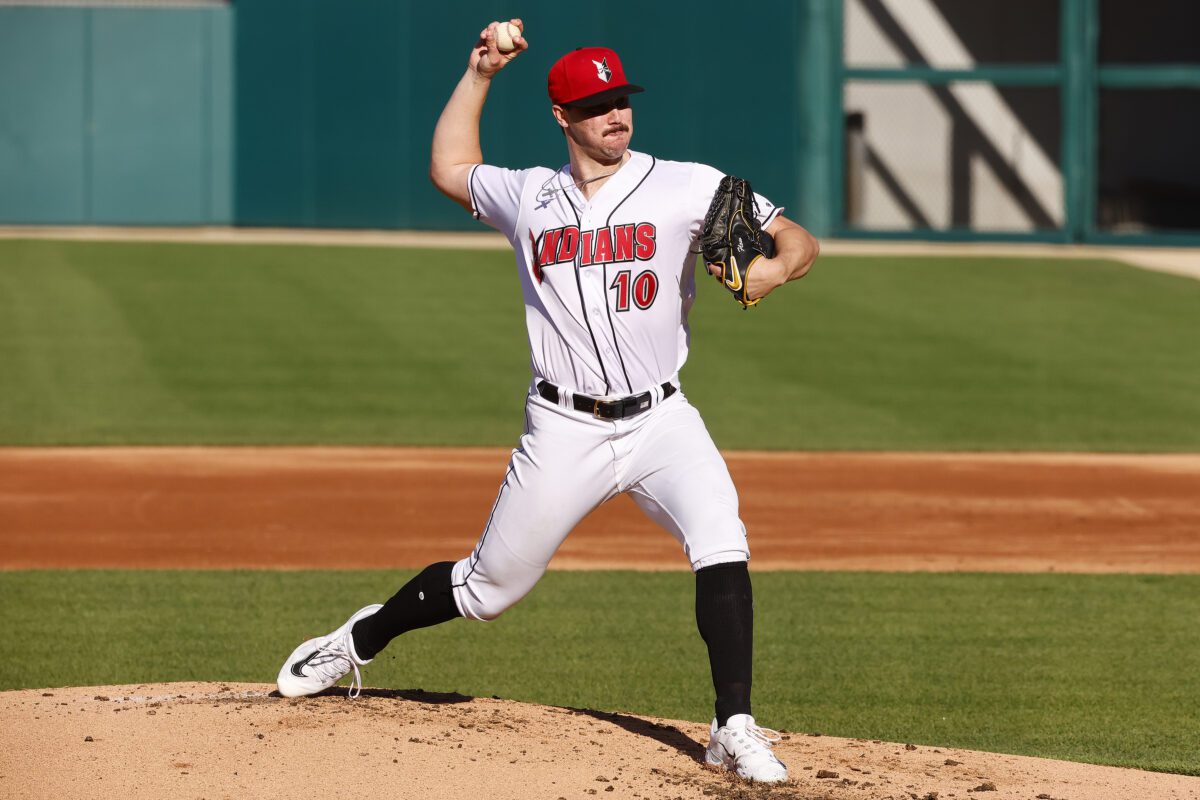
{"left": 4, "top": 683, "right": 1197, "bottom": 800}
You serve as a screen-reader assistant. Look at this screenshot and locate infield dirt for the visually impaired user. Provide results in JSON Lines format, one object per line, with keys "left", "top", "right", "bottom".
{"left": 3, "top": 448, "right": 1199, "bottom": 572}
{"left": 3, "top": 447, "right": 1200, "bottom": 799}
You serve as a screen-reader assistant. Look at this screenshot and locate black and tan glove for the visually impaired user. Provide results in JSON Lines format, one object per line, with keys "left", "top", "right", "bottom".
{"left": 698, "top": 175, "right": 776, "bottom": 309}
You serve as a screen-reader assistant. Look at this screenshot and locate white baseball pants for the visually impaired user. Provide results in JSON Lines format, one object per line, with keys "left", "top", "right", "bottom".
{"left": 450, "top": 389, "right": 749, "bottom": 621}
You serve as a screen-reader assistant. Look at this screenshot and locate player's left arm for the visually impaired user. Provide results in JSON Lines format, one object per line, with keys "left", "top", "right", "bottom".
{"left": 744, "top": 216, "right": 820, "bottom": 302}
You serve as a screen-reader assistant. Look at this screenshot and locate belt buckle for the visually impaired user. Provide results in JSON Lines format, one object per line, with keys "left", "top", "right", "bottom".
{"left": 592, "top": 398, "right": 605, "bottom": 419}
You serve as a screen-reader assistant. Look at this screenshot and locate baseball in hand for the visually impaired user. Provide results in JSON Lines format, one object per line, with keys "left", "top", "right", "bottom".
{"left": 495, "top": 22, "right": 521, "bottom": 52}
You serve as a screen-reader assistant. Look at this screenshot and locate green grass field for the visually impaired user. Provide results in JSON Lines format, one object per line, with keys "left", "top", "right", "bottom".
{"left": 1, "top": 570, "right": 1197, "bottom": 775}
{"left": 3, "top": 239, "right": 1199, "bottom": 777}
{"left": 1, "top": 239, "right": 1198, "bottom": 449}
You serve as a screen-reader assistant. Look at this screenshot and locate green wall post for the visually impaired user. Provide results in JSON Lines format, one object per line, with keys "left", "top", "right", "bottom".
{"left": 1061, "top": 0, "right": 1099, "bottom": 242}
{"left": 794, "top": 0, "right": 840, "bottom": 239}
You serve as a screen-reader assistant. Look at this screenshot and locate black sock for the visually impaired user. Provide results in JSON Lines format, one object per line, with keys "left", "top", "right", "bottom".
{"left": 351, "top": 561, "right": 461, "bottom": 661}
{"left": 695, "top": 560, "right": 753, "bottom": 728}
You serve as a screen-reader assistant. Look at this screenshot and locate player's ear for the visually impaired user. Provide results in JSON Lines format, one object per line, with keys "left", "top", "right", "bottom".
{"left": 550, "top": 104, "right": 569, "bottom": 131}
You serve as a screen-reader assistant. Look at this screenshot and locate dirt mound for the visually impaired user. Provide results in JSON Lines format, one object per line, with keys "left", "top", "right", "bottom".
{"left": 3, "top": 683, "right": 1196, "bottom": 800}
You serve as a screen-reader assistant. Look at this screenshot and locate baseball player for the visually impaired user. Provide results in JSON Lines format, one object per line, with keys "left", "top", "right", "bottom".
{"left": 277, "top": 19, "right": 818, "bottom": 784}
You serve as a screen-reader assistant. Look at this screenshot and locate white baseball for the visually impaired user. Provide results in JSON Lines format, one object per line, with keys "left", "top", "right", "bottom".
{"left": 495, "top": 22, "right": 521, "bottom": 52}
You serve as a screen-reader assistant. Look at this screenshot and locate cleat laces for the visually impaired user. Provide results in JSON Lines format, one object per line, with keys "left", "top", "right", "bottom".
{"left": 304, "top": 636, "right": 365, "bottom": 698}
{"left": 729, "top": 724, "right": 777, "bottom": 758}
{"left": 725, "top": 721, "right": 783, "bottom": 759}
{"left": 744, "top": 723, "right": 782, "bottom": 748}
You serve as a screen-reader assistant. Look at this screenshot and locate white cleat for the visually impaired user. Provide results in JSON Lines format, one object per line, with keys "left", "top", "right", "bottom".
{"left": 276, "top": 604, "right": 383, "bottom": 699}
{"left": 705, "top": 713, "right": 789, "bottom": 783}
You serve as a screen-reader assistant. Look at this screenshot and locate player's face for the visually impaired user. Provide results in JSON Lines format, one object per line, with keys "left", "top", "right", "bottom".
{"left": 560, "top": 96, "right": 633, "bottom": 165}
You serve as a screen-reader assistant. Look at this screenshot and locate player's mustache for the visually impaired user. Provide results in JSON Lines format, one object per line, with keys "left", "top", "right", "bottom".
{"left": 604, "top": 124, "right": 629, "bottom": 134}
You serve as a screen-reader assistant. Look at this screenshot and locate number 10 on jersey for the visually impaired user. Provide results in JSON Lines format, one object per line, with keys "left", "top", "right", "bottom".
{"left": 609, "top": 269, "right": 659, "bottom": 312}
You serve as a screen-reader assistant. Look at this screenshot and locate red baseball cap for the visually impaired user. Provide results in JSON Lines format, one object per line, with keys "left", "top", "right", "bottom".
{"left": 548, "top": 47, "right": 645, "bottom": 108}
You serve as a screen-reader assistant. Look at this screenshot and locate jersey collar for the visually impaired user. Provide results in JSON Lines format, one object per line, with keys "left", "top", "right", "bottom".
{"left": 558, "top": 150, "right": 650, "bottom": 210}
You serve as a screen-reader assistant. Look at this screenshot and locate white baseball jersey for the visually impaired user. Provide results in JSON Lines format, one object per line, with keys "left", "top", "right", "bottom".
{"left": 468, "top": 150, "right": 781, "bottom": 397}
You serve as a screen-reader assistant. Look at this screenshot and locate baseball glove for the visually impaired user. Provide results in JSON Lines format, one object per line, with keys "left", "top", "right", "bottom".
{"left": 697, "top": 175, "right": 776, "bottom": 309}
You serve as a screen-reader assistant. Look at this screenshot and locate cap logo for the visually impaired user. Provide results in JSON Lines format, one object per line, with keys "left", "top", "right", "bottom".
{"left": 592, "top": 57, "right": 612, "bottom": 83}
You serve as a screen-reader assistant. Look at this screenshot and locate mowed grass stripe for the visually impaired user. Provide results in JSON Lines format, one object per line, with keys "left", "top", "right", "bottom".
{"left": 1, "top": 239, "right": 1198, "bottom": 449}
{"left": 1, "top": 570, "right": 1197, "bottom": 775}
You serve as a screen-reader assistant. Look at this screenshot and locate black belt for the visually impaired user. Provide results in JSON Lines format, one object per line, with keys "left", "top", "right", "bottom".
{"left": 536, "top": 380, "right": 676, "bottom": 420}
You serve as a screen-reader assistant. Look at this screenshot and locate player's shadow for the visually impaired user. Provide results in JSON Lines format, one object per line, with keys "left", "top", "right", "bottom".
{"left": 269, "top": 689, "right": 703, "bottom": 762}
{"left": 270, "top": 687, "right": 473, "bottom": 704}
{"left": 567, "top": 707, "right": 706, "bottom": 763}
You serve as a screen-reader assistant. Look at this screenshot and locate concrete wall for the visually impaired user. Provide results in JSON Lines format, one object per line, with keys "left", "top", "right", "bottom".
{"left": 844, "top": 0, "right": 1064, "bottom": 232}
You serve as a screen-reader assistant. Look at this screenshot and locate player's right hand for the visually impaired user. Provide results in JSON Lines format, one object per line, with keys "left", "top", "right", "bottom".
{"left": 470, "top": 19, "right": 527, "bottom": 78}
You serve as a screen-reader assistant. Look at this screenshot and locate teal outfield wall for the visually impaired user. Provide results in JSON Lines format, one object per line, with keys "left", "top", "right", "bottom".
{"left": 0, "top": 6, "right": 233, "bottom": 225}
{"left": 235, "top": 0, "right": 836, "bottom": 232}
{"left": 0, "top": 2, "right": 834, "bottom": 232}
{"left": 4, "top": 3, "right": 1191, "bottom": 241}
